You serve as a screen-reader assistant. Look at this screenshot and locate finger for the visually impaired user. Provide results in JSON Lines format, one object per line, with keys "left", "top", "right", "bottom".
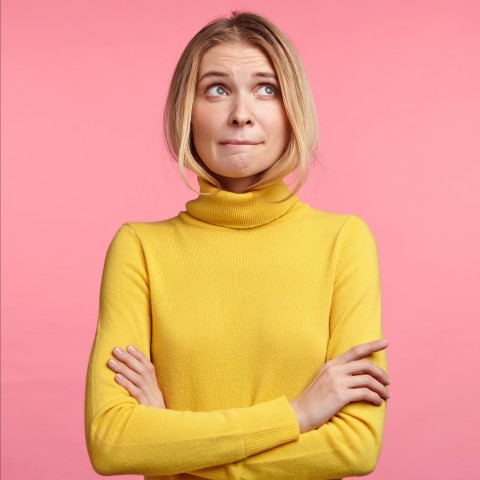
{"left": 349, "top": 387, "right": 385, "bottom": 406}
{"left": 107, "top": 358, "right": 143, "bottom": 387}
{"left": 109, "top": 347, "right": 164, "bottom": 408}
{"left": 347, "top": 374, "right": 391, "bottom": 400}
{"left": 112, "top": 347, "right": 148, "bottom": 377}
{"left": 341, "top": 359, "right": 391, "bottom": 385}
{"left": 114, "top": 373, "right": 148, "bottom": 405}
{"left": 126, "top": 344, "right": 148, "bottom": 361}
{"left": 110, "top": 348, "right": 160, "bottom": 402}
{"left": 124, "top": 348, "right": 166, "bottom": 408}
{"left": 109, "top": 360, "right": 162, "bottom": 407}
{"left": 126, "top": 345, "right": 157, "bottom": 382}
{"left": 329, "top": 339, "right": 388, "bottom": 367}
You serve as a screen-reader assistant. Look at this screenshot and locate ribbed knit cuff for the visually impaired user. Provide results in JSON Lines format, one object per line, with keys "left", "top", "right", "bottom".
{"left": 190, "top": 467, "right": 228, "bottom": 480}
{"left": 237, "top": 396, "right": 300, "bottom": 457}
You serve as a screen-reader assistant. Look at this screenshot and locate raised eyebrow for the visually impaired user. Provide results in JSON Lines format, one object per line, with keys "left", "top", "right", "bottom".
{"left": 197, "top": 71, "right": 278, "bottom": 83}
{"left": 252, "top": 72, "right": 278, "bottom": 81}
{"left": 197, "top": 71, "right": 228, "bottom": 84}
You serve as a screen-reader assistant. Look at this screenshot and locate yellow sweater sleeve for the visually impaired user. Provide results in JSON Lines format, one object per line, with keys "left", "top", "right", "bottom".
{"left": 189, "top": 215, "right": 387, "bottom": 480}
{"left": 84, "top": 224, "right": 300, "bottom": 477}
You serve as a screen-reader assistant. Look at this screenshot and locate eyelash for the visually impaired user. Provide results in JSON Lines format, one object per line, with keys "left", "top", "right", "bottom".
{"left": 205, "top": 83, "right": 278, "bottom": 97}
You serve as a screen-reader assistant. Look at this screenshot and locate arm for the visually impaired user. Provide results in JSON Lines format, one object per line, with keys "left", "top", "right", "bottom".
{"left": 84, "top": 223, "right": 300, "bottom": 477}
{"left": 189, "top": 215, "right": 388, "bottom": 479}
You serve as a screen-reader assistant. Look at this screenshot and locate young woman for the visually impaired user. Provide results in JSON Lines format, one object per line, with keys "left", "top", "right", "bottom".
{"left": 85, "top": 11, "right": 390, "bottom": 480}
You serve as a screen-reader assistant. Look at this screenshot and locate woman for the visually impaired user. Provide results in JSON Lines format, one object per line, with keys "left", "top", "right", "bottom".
{"left": 85, "top": 11, "right": 390, "bottom": 480}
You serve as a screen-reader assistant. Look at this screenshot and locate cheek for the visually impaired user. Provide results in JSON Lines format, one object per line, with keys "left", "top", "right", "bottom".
{"left": 192, "top": 126, "right": 213, "bottom": 158}
{"left": 192, "top": 106, "right": 217, "bottom": 146}
{"left": 191, "top": 113, "right": 206, "bottom": 154}
{"left": 264, "top": 102, "right": 288, "bottom": 129}
{"left": 270, "top": 108, "right": 290, "bottom": 146}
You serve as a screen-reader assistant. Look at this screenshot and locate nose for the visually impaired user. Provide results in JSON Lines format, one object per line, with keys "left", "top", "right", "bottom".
{"left": 228, "top": 95, "right": 254, "bottom": 127}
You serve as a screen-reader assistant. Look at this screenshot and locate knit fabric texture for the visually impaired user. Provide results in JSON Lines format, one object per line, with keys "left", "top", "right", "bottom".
{"left": 85, "top": 176, "right": 387, "bottom": 480}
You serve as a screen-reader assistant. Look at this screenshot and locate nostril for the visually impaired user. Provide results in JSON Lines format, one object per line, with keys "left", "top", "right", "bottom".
{"left": 230, "top": 118, "right": 251, "bottom": 126}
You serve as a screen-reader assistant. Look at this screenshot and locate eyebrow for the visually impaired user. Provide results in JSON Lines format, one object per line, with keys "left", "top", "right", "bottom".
{"left": 197, "top": 71, "right": 278, "bottom": 83}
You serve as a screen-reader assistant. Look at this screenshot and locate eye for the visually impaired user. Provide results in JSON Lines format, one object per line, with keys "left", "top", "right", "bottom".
{"left": 257, "top": 85, "right": 277, "bottom": 96}
{"left": 206, "top": 85, "right": 228, "bottom": 97}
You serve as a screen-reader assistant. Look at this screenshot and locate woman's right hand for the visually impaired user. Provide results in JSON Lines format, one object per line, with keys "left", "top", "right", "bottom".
{"left": 289, "top": 339, "right": 391, "bottom": 434}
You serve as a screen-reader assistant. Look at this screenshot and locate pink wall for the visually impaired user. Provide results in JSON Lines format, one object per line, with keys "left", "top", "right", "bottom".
{"left": 2, "top": 0, "right": 479, "bottom": 478}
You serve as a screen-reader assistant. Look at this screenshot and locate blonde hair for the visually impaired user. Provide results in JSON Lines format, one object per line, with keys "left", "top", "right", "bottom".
{"left": 164, "top": 11, "right": 318, "bottom": 201}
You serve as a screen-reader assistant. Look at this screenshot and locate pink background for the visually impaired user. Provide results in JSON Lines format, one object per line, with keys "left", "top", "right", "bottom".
{"left": 2, "top": 0, "right": 479, "bottom": 478}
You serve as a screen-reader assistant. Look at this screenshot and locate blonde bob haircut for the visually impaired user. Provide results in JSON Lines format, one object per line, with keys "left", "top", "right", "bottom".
{"left": 164, "top": 11, "right": 318, "bottom": 202}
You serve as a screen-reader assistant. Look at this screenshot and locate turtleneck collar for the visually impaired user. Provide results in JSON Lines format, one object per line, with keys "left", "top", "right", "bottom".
{"left": 184, "top": 177, "right": 304, "bottom": 229}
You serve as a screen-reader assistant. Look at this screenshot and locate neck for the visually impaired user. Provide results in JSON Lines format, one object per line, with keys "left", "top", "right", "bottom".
{"left": 205, "top": 172, "right": 261, "bottom": 193}
{"left": 217, "top": 178, "right": 254, "bottom": 193}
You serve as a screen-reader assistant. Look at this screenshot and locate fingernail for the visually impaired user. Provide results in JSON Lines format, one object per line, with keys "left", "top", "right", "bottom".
{"left": 127, "top": 345, "right": 136, "bottom": 353}
{"left": 108, "top": 359, "right": 118, "bottom": 367}
{"left": 113, "top": 347, "right": 123, "bottom": 355}
{"left": 380, "top": 339, "right": 388, "bottom": 346}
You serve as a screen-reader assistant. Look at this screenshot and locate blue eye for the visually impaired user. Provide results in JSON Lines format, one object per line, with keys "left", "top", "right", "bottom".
{"left": 257, "top": 85, "right": 277, "bottom": 96}
{"left": 206, "top": 85, "right": 227, "bottom": 97}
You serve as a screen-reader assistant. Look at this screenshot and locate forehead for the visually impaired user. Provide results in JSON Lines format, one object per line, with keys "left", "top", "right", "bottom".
{"left": 198, "top": 42, "right": 275, "bottom": 74}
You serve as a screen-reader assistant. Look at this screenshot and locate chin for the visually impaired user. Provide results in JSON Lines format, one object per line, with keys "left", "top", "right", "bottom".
{"left": 211, "top": 163, "right": 257, "bottom": 178}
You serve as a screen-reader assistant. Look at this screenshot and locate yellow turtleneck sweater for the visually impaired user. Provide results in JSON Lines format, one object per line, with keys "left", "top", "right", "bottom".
{"left": 85, "top": 177, "right": 387, "bottom": 480}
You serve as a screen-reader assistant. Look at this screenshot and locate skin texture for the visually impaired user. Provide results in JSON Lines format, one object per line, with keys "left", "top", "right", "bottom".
{"left": 105, "top": 42, "right": 392, "bottom": 432}
{"left": 191, "top": 41, "right": 291, "bottom": 193}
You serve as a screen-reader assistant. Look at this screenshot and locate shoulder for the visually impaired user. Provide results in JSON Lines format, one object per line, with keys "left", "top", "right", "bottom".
{"left": 105, "top": 217, "right": 182, "bottom": 251}
{"left": 301, "top": 205, "right": 376, "bottom": 240}
{"left": 338, "top": 214, "right": 378, "bottom": 249}
{"left": 119, "top": 216, "right": 181, "bottom": 237}
{"left": 329, "top": 214, "right": 380, "bottom": 269}
{"left": 299, "top": 206, "right": 380, "bottom": 268}
{"left": 123, "top": 218, "right": 178, "bottom": 234}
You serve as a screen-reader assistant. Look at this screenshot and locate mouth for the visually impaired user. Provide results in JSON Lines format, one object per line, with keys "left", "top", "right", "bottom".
{"left": 219, "top": 140, "right": 262, "bottom": 145}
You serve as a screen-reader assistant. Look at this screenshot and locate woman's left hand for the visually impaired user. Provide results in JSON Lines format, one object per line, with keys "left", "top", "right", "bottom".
{"left": 106, "top": 345, "right": 166, "bottom": 408}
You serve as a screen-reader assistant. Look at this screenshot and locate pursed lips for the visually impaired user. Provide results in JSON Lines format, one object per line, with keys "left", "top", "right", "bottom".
{"left": 219, "top": 140, "right": 262, "bottom": 145}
